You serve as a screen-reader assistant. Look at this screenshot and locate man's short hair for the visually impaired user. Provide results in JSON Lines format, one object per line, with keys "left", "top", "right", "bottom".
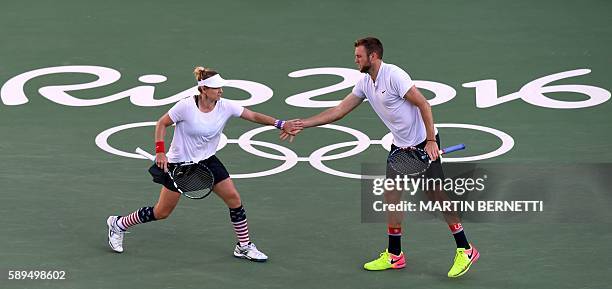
{"left": 354, "top": 37, "right": 383, "bottom": 59}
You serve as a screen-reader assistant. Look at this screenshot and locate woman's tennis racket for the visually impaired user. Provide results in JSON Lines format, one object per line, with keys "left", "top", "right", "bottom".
{"left": 387, "top": 144, "right": 466, "bottom": 176}
{"left": 136, "top": 148, "right": 214, "bottom": 199}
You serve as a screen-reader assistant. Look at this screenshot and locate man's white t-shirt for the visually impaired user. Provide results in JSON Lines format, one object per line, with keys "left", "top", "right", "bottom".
{"left": 352, "top": 62, "right": 428, "bottom": 147}
{"left": 166, "top": 97, "right": 244, "bottom": 163}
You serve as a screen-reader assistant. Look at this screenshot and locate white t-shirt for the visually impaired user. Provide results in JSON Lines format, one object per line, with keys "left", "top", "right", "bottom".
{"left": 166, "top": 97, "right": 244, "bottom": 163}
{"left": 352, "top": 62, "right": 428, "bottom": 147}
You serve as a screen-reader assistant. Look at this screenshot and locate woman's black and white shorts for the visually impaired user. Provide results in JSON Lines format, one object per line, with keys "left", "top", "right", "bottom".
{"left": 148, "top": 155, "right": 231, "bottom": 192}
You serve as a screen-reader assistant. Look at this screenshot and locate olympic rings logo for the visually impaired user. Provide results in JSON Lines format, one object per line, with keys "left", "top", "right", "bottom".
{"left": 95, "top": 122, "right": 514, "bottom": 179}
{"left": 3, "top": 65, "right": 606, "bottom": 179}
{"left": 2, "top": 65, "right": 606, "bottom": 179}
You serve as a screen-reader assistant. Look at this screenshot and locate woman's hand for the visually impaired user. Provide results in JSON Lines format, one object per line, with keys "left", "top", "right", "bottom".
{"left": 156, "top": 152, "right": 169, "bottom": 172}
{"left": 280, "top": 119, "right": 304, "bottom": 142}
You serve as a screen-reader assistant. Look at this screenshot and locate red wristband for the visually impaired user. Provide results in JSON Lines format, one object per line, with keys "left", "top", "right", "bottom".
{"left": 155, "top": 141, "right": 165, "bottom": 153}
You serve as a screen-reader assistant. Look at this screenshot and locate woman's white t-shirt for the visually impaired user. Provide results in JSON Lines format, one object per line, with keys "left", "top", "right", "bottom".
{"left": 166, "top": 97, "right": 244, "bottom": 163}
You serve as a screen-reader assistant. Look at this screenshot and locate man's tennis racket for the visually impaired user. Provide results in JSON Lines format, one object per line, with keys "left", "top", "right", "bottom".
{"left": 135, "top": 148, "right": 214, "bottom": 199}
{"left": 387, "top": 144, "right": 466, "bottom": 176}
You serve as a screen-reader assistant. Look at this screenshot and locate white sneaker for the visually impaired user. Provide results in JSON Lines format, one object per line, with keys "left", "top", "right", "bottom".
{"left": 107, "top": 216, "right": 125, "bottom": 253}
{"left": 233, "top": 242, "right": 268, "bottom": 262}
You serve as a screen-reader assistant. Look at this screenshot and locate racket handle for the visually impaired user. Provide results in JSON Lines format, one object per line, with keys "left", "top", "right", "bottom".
{"left": 135, "top": 147, "right": 156, "bottom": 161}
{"left": 440, "top": 143, "right": 465, "bottom": 154}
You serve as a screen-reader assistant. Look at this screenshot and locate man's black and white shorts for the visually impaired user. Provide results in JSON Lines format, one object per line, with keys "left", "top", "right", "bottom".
{"left": 386, "top": 134, "right": 445, "bottom": 180}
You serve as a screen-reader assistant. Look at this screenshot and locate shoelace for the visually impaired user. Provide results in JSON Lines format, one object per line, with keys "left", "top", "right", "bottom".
{"left": 243, "top": 244, "right": 266, "bottom": 257}
{"left": 238, "top": 243, "right": 253, "bottom": 252}
{"left": 110, "top": 223, "right": 129, "bottom": 236}
{"left": 378, "top": 252, "right": 390, "bottom": 261}
{"left": 453, "top": 250, "right": 469, "bottom": 268}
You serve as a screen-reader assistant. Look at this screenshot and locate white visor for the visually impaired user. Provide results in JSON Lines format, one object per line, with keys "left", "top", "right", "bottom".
{"left": 197, "top": 74, "right": 227, "bottom": 88}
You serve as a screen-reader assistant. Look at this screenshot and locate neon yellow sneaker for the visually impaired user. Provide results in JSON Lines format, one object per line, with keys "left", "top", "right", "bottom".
{"left": 363, "top": 249, "right": 405, "bottom": 271}
{"left": 447, "top": 244, "right": 479, "bottom": 278}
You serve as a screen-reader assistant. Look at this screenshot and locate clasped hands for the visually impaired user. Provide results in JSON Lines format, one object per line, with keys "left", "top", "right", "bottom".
{"left": 279, "top": 119, "right": 304, "bottom": 142}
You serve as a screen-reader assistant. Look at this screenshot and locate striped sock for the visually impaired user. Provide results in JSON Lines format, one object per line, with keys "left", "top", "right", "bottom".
{"left": 449, "top": 223, "right": 470, "bottom": 249}
{"left": 229, "top": 205, "right": 250, "bottom": 246}
{"left": 117, "top": 207, "right": 156, "bottom": 231}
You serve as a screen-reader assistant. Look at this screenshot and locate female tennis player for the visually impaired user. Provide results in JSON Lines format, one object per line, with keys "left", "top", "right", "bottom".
{"left": 106, "top": 66, "right": 302, "bottom": 262}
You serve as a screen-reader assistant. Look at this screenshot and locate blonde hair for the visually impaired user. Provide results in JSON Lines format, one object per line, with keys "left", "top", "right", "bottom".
{"left": 193, "top": 66, "right": 218, "bottom": 82}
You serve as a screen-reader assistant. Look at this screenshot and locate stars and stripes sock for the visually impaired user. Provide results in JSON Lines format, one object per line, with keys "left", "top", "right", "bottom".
{"left": 116, "top": 207, "right": 156, "bottom": 231}
{"left": 449, "top": 223, "right": 470, "bottom": 249}
{"left": 229, "top": 205, "right": 250, "bottom": 246}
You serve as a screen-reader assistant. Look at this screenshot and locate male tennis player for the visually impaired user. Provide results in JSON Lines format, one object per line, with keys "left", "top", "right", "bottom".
{"left": 282, "top": 37, "right": 479, "bottom": 277}
{"left": 107, "top": 66, "right": 301, "bottom": 262}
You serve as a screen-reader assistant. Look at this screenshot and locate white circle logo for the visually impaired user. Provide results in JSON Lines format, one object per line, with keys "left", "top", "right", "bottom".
{"left": 95, "top": 122, "right": 514, "bottom": 179}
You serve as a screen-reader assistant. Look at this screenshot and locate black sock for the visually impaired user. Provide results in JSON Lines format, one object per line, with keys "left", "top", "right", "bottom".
{"left": 388, "top": 235, "right": 402, "bottom": 255}
{"left": 453, "top": 230, "right": 470, "bottom": 249}
{"left": 387, "top": 227, "right": 402, "bottom": 255}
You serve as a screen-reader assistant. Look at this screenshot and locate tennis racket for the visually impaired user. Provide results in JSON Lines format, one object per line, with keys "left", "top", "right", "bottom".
{"left": 135, "top": 148, "right": 214, "bottom": 199}
{"left": 387, "top": 143, "right": 466, "bottom": 176}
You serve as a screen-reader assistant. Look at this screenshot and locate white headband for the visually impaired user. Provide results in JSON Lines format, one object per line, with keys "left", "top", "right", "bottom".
{"left": 197, "top": 74, "right": 227, "bottom": 88}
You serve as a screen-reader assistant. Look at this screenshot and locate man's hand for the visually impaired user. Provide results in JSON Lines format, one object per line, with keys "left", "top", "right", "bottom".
{"left": 424, "top": 140, "right": 440, "bottom": 161}
{"left": 280, "top": 119, "right": 304, "bottom": 142}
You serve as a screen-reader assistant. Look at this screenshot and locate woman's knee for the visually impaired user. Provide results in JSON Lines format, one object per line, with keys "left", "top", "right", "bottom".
{"left": 224, "top": 190, "right": 242, "bottom": 208}
{"left": 154, "top": 187, "right": 180, "bottom": 219}
{"left": 213, "top": 179, "right": 242, "bottom": 207}
{"left": 153, "top": 205, "right": 173, "bottom": 220}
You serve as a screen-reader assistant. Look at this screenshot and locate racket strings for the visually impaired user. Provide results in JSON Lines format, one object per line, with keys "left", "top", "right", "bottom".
{"left": 173, "top": 164, "right": 214, "bottom": 193}
{"left": 388, "top": 149, "right": 430, "bottom": 176}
